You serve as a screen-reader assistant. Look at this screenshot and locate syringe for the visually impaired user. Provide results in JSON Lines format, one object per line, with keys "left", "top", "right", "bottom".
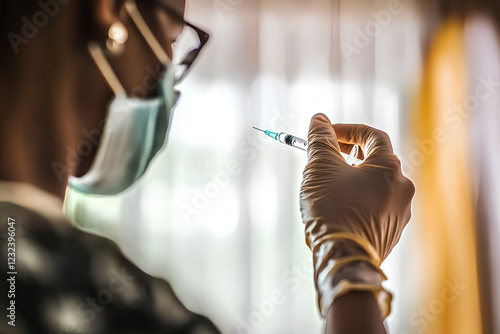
{"left": 252, "top": 127, "right": 363, "bottom": 166}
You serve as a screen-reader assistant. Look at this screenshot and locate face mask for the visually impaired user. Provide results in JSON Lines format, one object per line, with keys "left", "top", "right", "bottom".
{"left": 67, "top": 65, "right": 179, "bottom": 196}
{"left": 67, "top": 1, "right": 179, "bottom": 196}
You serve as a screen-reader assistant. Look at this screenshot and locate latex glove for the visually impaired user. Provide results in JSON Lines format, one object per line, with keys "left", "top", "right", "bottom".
{"left": 300, "top": 114, "right": 415, "bottom": 318}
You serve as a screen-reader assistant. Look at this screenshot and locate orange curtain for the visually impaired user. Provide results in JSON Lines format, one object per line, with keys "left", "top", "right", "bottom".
{"left": 411, "top": 18, "right": 482, "bottom": 334}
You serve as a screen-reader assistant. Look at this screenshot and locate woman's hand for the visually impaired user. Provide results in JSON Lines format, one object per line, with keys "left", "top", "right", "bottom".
{"left": 300, "top": 113, "right": 415, "bottom": 319}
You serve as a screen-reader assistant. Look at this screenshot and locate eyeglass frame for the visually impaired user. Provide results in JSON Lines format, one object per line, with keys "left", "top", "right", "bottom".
{"left": 139, "top": 0, "right": 210, "bottom": 83}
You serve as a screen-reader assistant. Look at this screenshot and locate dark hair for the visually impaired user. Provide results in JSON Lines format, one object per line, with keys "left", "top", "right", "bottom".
{"left": 1, "top": 3, "right": 32, "bottom": 69}
{"left": 0, "top": 1, "right": 95, "bottom": 72}
{"left": 0, "top": 2, "right": 42, "bottom": 37}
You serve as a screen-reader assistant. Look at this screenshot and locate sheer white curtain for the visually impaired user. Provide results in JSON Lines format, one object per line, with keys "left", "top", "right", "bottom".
{"left": 84, "top": 1, "right": 429, "bottom": 333}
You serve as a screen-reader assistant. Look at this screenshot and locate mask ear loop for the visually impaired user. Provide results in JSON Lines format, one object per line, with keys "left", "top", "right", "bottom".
{"left": 88, "top": 42, "right": 126, "bottom": 95}
{"left": 124, "top": 0, "right": 171, "bottom": 64}
{"left": 88, "top": 0, "right": 170, "bottom": 95}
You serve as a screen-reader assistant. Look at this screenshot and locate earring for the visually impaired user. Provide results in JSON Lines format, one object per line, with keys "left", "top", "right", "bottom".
{"left": 106, "top": 22, "right": 128, "bottom": 55}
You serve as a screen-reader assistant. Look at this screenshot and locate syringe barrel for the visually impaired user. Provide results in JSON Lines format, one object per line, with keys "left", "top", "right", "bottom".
{"left": 278, "top": 132, "right": 363, "bottom": 165}
{"left": 278, "top": 132, "right": 307, "bottom": 151}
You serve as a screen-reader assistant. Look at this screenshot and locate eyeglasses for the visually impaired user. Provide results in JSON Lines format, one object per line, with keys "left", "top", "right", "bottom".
{"left": 172, "top": 21, "right": 209, "bottom": 83}
{"left": 140, "top": 0, "right": 210, "bottom": 84}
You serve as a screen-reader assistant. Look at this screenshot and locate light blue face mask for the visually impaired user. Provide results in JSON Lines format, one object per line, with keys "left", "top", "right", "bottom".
{"left": 67, "top": 0, "right": 180, "bottom": 197}
{"left": 67, "top": 64, "right": 179, "bottom": 195}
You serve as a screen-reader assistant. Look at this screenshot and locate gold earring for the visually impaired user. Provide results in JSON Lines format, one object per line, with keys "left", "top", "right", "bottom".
{"left": 106, "top": 22, "right": 128, "bottom": 55}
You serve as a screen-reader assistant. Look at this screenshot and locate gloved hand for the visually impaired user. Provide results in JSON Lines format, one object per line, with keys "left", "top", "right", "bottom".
{"left": 300, "top": 113, "right": 415, "bottom": 318}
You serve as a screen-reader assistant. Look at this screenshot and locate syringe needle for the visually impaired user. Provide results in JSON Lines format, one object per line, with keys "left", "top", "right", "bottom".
{"left": 252, "top": 126, "right": 265, "bottom": 133}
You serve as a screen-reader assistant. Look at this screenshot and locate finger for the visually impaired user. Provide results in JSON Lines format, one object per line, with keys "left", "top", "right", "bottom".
{"left": 307, "top": 114, "right": 344, "bottom": 162}
{"left": 332, "top": 124, "right": 396, "bottom": 167}
{"left": 338, "top": 142, "right": 365, "bottom": 160}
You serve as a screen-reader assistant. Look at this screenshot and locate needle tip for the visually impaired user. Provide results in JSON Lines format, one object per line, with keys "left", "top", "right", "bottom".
{"left": 252, "top": 126, "right": 265, "bottom": 132}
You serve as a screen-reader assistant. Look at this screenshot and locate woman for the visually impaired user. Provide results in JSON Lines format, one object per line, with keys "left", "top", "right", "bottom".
{"left": 0, "top": 0, "right": 414, "bottom": 333}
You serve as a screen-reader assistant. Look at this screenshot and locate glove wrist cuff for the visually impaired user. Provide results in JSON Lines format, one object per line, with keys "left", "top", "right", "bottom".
{"left": 312, "top": 238, "right": 392, "bottom": 319}
{"left": 311, "top": 233, "right": 381, "bottom": 266}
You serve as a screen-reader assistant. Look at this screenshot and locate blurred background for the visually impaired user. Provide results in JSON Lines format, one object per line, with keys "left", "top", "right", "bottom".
{"left": 70, "top": 0, "right": 500, "bottom": 333}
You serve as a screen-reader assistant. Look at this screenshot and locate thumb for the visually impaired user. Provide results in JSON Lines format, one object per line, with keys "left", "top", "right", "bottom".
{"left": 307, "top": 114, "right": 343, "bottom": 162}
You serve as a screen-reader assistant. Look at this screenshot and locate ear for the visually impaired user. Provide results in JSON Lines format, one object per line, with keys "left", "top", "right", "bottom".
{"left": 88, "top": 0, "right": 125, "bottom": 47}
